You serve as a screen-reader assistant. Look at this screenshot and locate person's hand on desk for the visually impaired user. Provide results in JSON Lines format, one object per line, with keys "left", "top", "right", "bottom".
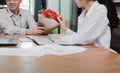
{"left": 26, "top": 27, "right": 46, "bottom": 35}
{"left": 57, "top": 16, "right": 67, "bottom": 31}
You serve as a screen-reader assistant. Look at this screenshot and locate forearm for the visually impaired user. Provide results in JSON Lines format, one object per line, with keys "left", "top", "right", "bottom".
{"left": 4, "top": 25, "right": 26, "bottom": 35}
{"left": 4, "top": 26, "right": 26, "bottom": 35}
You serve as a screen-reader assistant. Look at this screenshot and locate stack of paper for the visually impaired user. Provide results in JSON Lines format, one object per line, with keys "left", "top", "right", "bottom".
{"left": 0, "top": 44, "right": 87, "bottom": 57}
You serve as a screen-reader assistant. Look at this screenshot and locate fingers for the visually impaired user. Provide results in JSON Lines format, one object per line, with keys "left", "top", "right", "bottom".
{"left": 57, "top": 16, "right": 63, "bottom": 22}
{"left": 57, "top": 17, "right": 61, "bottom": 22}
{"left": 26, "top": 27, "right": 46, "bottom": 35}
{"left": 37, "top": 27, "right": 45, "bottom": 30}
{"left": 37, "top": 31, "right": 45, "bottom": 35}
{"left": 36, "top": 28, "right": 46, "bottom": 35}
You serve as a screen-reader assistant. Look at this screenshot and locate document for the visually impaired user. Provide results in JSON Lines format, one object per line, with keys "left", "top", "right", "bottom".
{"left": 39, "top": 44, "right": 87, "bottom": 56}
{"left": 27, "top": 36, "right": 76, "bottom": 45}
{"left": 0, "top": 44, "right": 87, "bottom": 57}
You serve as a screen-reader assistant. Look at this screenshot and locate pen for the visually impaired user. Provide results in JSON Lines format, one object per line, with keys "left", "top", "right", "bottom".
{"left": 26, "top": 37, "right": 39, "bottom": 45}
{"left": 48, "top": 36, "right": 54, "bottom": 42}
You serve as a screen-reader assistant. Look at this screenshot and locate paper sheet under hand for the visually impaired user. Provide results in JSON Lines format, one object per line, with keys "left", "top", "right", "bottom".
{"left": 0, "top": 44, "right": 87, "bottom": 57}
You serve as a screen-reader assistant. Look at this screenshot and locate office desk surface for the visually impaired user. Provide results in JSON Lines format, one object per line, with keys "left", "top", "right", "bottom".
{"left": 0, "top": 35, "right": 120, "bottom": 73}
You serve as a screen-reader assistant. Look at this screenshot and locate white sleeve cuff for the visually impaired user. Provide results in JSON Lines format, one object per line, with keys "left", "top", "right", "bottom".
{"left": 65, "top": 28, "right": 76, "bottom": 35}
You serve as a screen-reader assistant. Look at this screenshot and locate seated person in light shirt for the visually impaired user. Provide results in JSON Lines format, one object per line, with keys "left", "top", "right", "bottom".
{"left": 57, "top": 0, "right": 117, "bottom": 53}
{"left": 0, "top": 0, "right": 46, "bottom": 35}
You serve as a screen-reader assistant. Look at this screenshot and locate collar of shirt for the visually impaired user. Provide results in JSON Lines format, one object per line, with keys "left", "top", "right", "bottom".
{"left": 78, "top": 1, "right": 99, "bottom": 19}
{"left": 85, "top": 1, "right": 99, "bottom": 17}
{"left": 77, "top": 1, "right": 100, "bottom": 25}
{"left": 7, "top": 8, "right": 22, "bottom": 17}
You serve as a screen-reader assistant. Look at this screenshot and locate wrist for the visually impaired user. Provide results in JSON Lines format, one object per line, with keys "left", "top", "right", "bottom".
{"left": 63, "top": 26, "right": 67, "bottom": 31}
{"left": 26, "top": 29, "right": 30, "bottom": 35}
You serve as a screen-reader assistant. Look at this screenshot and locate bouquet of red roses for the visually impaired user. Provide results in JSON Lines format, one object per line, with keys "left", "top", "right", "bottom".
{"left": 37, "top": 9, "right": 59, "bottom": 33}
{"left": 38, "top": 9, "right": 59, "bottom": 22}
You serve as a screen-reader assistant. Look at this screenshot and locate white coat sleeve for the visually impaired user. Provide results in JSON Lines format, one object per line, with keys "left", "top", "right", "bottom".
{"left": 61, "top": 7, "right": 109, "bottom": 44}
{"left": 65, "top": 28, "right": 76, "bottom": 35}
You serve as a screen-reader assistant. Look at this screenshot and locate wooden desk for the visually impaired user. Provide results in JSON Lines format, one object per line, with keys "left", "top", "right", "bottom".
{"left": 0, "top": 35, "right": 120, "bottom": 73}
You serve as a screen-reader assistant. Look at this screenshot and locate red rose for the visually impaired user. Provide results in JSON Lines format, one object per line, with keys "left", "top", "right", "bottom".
{"left": 38, "top": 9, "right": 59, "bottom": 22}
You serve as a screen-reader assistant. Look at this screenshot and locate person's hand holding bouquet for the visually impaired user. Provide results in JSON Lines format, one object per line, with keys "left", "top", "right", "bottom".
{"left": 37, "top": 9, "right": 59, "bottom": 33}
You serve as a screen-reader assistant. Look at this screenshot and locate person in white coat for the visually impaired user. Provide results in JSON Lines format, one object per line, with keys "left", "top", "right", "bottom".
{"left": 57, "top": 0, "right": 116, "bottom": 53}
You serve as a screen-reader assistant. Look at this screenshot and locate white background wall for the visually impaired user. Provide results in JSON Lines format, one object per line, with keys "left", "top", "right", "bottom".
{"left": 20, "top": 0, "right": 35, "bottom": 14}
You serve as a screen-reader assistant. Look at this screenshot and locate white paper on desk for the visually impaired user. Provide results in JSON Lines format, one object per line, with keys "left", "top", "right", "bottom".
{"left": 35, "top": 44, "right": 87, "bottom": 56}
{"left": 0, "top": 48, "right": 46, "bottom": 57}
{"left": 0, "top": 44, "right": 87, "bottom": 57}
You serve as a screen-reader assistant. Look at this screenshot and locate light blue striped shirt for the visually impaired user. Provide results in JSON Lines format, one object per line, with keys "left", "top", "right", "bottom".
{"left": 0, "top": 8, "right": 37, "bottom": 35}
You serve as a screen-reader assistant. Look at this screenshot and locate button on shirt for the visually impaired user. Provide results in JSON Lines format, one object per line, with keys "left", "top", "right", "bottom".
{"left": 0, "top": 8, "right": 37, "bottom": 35}
{"left": 61, "top": 1, "right": 113, "bottom": 51}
